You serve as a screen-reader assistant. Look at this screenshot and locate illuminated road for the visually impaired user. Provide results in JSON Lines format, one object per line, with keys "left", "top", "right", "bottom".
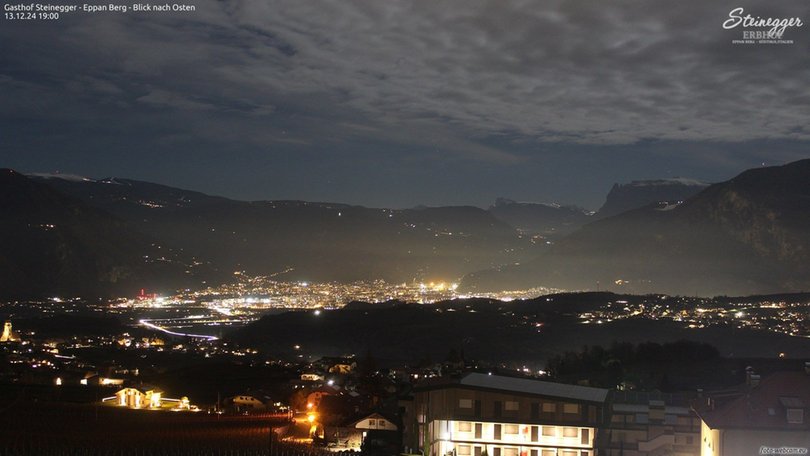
{"left": 138, "top": 319, "right": 219, "bottom": 341}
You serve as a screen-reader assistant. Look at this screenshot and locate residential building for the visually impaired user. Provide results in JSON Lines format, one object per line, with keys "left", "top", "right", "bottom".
{"left": 324, "top": 411, "right": 399, "bottom": 450}
{"left": 406, "top": 373, "right": 609, "bottom": 456}
{"left": 600, "top": 391, "right": 700, "bottom": 456}
{"left": 694, "top": 368, "right": 810, "bottom": 456}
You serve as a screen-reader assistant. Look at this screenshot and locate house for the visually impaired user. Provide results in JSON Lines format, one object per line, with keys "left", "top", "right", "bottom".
{"left": 324, "top": 411, "right": 399, "bottom": 450}
{"left": 317, "top": 356, "right": 357, "bottom": 374}
{"left": 228, "top": 394, "right": 267, "bottom": 412}
{"left": 112, "top": 387, "right": 162, "bottom": 409}
{"left": 301, "top": 373, "right": 325, "bottom": 382}
{"left": 405, "top": 373, "right": 609, "bottom": 456}
{"left": 103, "top": 387, "right": 197, "bottom": 411}
{"left": 694, "top": 367, "right": 810, "bottom": 456}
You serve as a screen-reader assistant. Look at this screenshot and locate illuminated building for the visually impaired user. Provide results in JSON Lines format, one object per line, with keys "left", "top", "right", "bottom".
{"left": 406, "top": 373, "right": 608, "bottom": 456}
{"left": 110, "top": 388, "right": 161, "bottom": 409}
{"left": 694, "top": 368, "right": 810, "bottom": 456}
{"left": 0, "top": 321, "right": 19, "bottom": 342}
{"left": 324, "top": 412, "right": 399, "bottom": 450}
{"left": 228, "top": 395, "right": 267, "bottom": 412}
{"left": 105, "top": 388, "right": 196, "bottom": 411}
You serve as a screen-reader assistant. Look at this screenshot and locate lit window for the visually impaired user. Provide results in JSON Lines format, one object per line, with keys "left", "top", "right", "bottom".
{"left": 563, "top": 403, "right": 579, "bottom": 414}
{"left": 542, "top": 403, "right": 556, "bottom": 413}
{"left": 503, "top": 448, "right": 518, "bottom": 456}
{"left": 458, "top": 445, "right": 472, "bottom": 456}
{"left": 562, "top": 427, "right": 578, "bottom": 438}
{"left": 369, "top": 419, "right": 376, "bottom": 426}
{"left": 504, "top": 401, "right": 519, "bottom": 411}
{"left": 541, "top": 451, "right": 555, "bottom": 456}
{"left": 459, "top": 399, "right": 473, "bottom": 408}
{"left": 542, "top": 426, "right": 556, "bottom": 437}
{"left": 458, "top": 422, "right": 472, "bottom": 432}
{"left": 504, "top": 425, "right": 519, "bottom": 434}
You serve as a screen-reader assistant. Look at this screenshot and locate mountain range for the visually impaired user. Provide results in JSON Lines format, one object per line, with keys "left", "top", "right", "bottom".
{"left": 0, "top": 169, "right": 207, "bottom": 300}
{"left": 3, "top": 159, "right": 809, "bottom": 299}
{"left": 596, "top": 178, "right": 707, "bottom": 218}
{"left": 18, "top": 173, "right": 544, "bottom": 298}
{"left": 463, "top": 159, "right": 810, "bottom": 296}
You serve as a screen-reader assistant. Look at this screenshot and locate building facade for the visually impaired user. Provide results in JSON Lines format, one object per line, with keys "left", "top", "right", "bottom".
{"left": 695, "top": 370, "right": 810, "bottom": 456}
{"left": 600, "top": 391, "right": 700, "bottom": 456}
{"left": 406, "top": 373, "right": 609, "bottom": 456}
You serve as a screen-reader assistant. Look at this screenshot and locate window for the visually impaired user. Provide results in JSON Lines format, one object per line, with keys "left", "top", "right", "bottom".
{"left": 561, "top": 451, "right": 577, "bottom": 456}
{"left": 787, "top": 408, "right": 804, "bottom": 424}
{"left": 458, "top": 445, "right": 471, "bottom": 456}
{"left": 531, "top": 426, "right": 539, "bottom": 442}
{"left": 542, "top": 426, "right": 556, "bottom": 437}
{"left": 541, "top": 451, "right": 555, "bottom": 456}
{"left": 494, "top": 401, "right": 502, "bottom": 418}
{"left": 458, "top": 422, "right": 472, "bottom": 432}
{"left": 474, "top": 447, "right": 482, "bottom": 456}
{"left": 580, "top": 428, "right": 589, "bottom": 445}
{"left": 493, "top": 448, "right": 501, "bottom": 456}
{"left": 494, "top": 424, "right": 502, "bottom": 440}
{"left": 563, "top": 427, "right": 578, "bottom": 438}
{"left": 530, "top": 450, "right": 538, "bottom": 456}
{"left": 542, "top": 402, "right": 556, "bottom": 413}
{"left": 503, "top": 448, "right": 518, "bottom": 456}
{"left": 475, "top": 423, "right": 482, "bottom": 439}
{"left": 460, "top": 399, "right": 473, "bottom": 409}
{"left": 379, "top": 420, "right": 386, "bottom": 428}
{"left": 504, "top": 401, "right": 519, "bottom": 411}
{"left": 563, "top": 403, "right": 579, "bottom": 414}
{"left": 369, "top": 419, "right": 376, "bottom": 426}
{"left": 530, "top": 403, "right": 539, "bottom": 419}
{"left": 504, "top": 425, "right": 518, "bottom": 434}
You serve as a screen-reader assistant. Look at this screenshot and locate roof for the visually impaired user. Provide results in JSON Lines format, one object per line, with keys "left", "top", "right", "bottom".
{"left": 417, "top": 373, "right": 609, "bottom": 403}
{"left": 612, "top": 403, "right": 691, "bottom": 415}
{"left": 696, "top": 371, "right": 810, "bottom": 431}
{"left": 345, "top": 411, "right": 398, "bottom": 428}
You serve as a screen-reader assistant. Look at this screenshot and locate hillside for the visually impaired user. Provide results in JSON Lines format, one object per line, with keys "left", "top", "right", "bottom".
{"left": 0, "top": 170, "right": 208, "bottom": 299}
{"left": 463, "top": 159, "right": 810, "bottom": 296}
{"left": 33, "top": 176, "right": 540, "bottom": 284}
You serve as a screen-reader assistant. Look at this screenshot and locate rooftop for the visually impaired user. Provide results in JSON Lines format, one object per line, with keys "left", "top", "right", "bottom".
{"left": 416, "top": 373, "right": 609, "bottom": 403}
{"left": 696, "top": 371, "right": 810, "bottom": 430}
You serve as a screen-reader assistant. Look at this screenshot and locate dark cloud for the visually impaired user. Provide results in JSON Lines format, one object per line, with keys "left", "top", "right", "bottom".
{"left": 1, "top": 0, "right": 809, "bottom": 207}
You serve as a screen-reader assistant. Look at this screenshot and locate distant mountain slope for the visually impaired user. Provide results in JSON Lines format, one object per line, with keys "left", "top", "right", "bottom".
{"left": 487, "top": 198, "right": 593, "bottom": 237}
{"left": 597, "top": 178, "right": 708, "bottom": 218}
{"left": 463, "top": 159, "right": 810, "bottom": 296}
{"left": 33, "top": 176, "right": 540, "bottom": 284}
{"left": 0, "top": 170, "right": 207, "bottom": 300}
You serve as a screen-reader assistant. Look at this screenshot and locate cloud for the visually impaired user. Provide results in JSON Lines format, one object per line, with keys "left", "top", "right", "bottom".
{"left": 2, "top": 0, "right": 809, "bottom": 166}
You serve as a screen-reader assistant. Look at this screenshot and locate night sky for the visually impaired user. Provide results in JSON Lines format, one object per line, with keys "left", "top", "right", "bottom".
{"left": 2, "top": 0, "right": 809, "bottom": 209}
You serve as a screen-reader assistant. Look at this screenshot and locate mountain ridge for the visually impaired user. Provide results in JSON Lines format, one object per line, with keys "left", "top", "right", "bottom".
{"left": 462, "top": 159, "right": 810, "bottom": 296}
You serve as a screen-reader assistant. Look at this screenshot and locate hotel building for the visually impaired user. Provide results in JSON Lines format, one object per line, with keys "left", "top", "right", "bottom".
{"left": 405, "top": 373, "right": 609, "bottom": 456}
